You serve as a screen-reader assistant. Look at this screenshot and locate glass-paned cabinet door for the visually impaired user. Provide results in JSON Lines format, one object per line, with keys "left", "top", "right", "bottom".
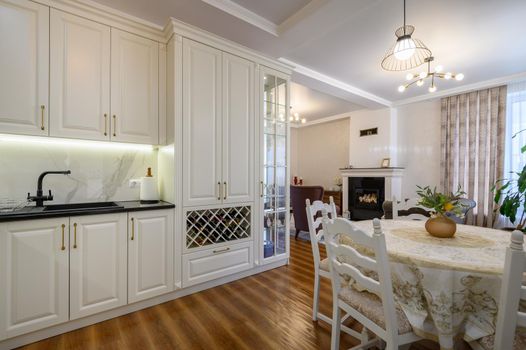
{"left": 260, "top": 67, "right": 289, "bottom": 263}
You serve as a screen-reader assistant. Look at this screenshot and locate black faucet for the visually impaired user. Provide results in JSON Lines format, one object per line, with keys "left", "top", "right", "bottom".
{"left": 27, "top": 170, "right": 72, "bottom": 207}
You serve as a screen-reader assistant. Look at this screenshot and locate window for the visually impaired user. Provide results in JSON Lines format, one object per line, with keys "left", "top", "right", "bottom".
{"left": 503, "top": 81, "right": 526, "bottom": 220}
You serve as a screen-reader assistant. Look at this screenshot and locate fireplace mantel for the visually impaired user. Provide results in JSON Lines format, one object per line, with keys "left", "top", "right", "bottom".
{"left": 340, "top": 167, "right": 404, "bottom": 216}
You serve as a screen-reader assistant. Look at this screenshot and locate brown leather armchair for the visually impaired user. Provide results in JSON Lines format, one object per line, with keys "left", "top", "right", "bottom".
{"left": 290, "top": 185, "right": 324, "bottom": 239}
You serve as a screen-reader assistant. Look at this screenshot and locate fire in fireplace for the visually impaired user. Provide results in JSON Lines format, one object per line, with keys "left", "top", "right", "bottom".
{"left": 348, "top": 177, "right": 385, "bottom": 220}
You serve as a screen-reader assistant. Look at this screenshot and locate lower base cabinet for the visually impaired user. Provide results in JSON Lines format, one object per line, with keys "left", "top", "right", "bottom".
{"left": 182, "top": 240, "right": 254, "bottom": 287}
{"left": 0, "top": 218, "right": 69, "bottom": 340}
{"left": 69, "top": 213, "right": 127, "bottom": 320}
{"left": 128, "top": 209, "right": 174, "bottom": 303}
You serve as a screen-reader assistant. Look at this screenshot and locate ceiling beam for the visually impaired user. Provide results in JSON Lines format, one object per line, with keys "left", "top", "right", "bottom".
{"left": 280, "top": 58, "right": 392, "bottom": 109}
{"left": 201, "top": 0, "right": 278, "bottom": 36}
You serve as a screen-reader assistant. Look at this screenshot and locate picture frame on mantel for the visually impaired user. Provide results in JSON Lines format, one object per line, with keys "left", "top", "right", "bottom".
{"left": 381, "top": 158, "right": 390, "bottom": 168}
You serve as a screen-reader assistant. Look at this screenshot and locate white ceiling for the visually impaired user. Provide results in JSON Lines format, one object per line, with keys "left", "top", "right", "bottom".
{"left": 91, "top": 0, "right": 526, "bottom": 108}
{"left": 290, "top": 83, "right": 361, "bottom": 121}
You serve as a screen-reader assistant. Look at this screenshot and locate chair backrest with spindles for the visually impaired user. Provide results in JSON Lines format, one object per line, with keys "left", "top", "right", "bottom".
{"left": 322, "top": 214, "right": 399, "bottom": 341}
{"left": 494, "top": 230, "right": 526, "bottom": 349}
{"left": 306, "top": 196, "right": 337, "bottom": 273}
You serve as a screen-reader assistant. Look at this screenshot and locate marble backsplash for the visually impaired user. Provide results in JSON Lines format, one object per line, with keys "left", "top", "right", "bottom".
{"left": 0, "top": 140, "right": 158, "bottom": 206}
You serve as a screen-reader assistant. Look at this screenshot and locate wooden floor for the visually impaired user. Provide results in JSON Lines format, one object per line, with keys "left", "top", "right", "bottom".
{"left": 20, "top": 238, "right": 444, "bottom": 350}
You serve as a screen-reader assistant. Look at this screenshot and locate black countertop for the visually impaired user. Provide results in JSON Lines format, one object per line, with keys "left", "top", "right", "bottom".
{"left": 0, "top": 201, "right": 175, "bottom": 222}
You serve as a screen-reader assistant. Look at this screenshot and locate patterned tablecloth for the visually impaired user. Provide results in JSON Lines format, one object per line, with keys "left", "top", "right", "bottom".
{"left": 344, "top": 219, "right": 514, "bottom": 350}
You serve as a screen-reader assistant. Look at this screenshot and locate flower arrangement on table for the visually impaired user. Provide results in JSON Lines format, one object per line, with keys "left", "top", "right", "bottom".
{"left": 415, "top": 185, "right": 466, "bottom": 238}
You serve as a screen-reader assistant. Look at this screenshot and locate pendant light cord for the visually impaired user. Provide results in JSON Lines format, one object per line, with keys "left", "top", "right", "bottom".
{"left": 404, "top": 0, "right": 406, "bottom": 35}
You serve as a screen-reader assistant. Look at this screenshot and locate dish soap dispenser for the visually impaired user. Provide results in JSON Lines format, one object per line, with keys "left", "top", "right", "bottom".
{"left": 140, "top": 168, "right": 159, "bottom": 204}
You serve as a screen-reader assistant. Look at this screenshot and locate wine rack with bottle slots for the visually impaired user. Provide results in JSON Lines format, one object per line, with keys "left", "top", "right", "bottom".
{"left": 185, "top": 206, "right": 252, "bottom": 249}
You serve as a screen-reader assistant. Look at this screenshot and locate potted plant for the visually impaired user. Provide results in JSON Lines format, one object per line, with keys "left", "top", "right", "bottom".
{"left": 493, "top": 139, "right": 526, "bottom": 231}
{"left": 416, "top": 185, "right": 466, "bottom": 238}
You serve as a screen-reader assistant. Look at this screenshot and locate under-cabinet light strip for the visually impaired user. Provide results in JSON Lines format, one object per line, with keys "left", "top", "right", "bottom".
{"left": 0, "top": 134, "right": 155, "bottom": 151}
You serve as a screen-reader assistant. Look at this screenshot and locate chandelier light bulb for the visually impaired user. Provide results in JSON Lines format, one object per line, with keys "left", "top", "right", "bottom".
{"left": 444, "top": 72, "right": 452, "bottom": 80}
{"left": 419, "top": 72, "right": 427, "bottom": 79}
{"left": 435, "top": 65, "right": 443, "bottom": 73}
{"left": 398, "top": 85, "right": 406, "bottom": 92}
{"left": 301, "top": 118, "right": 306, "bottom": 124}
{"left": 289, "top": 116, "right": 293, "bottom": 121}
{"left": 429, "top": 85, "right": 437, "bottom": 93}
{"left": 455, "top": 73, "right": 464, "bottom": 81}
{"left": 416, "top": 80, "right": 424, "bottom": 87}
{"left": 405, "top": 73, "right": 414, "bottom": 81}
{"left": 393, "top": 37, "right": 416, "bottom": 60}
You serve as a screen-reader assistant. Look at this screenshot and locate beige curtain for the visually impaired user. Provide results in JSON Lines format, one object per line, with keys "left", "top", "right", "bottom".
{"left": 440, "top": 86, "right": 507, "bottom": 227}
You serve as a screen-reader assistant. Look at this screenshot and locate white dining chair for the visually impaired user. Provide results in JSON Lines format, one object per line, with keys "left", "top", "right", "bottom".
{"left": 392, "top": 197, "right": 429, "bottom": 221}
{"left": 469, "top": 230, "right": 526, "bottom": 350}
{"left": 322, "top": 214, "right": 422, "bottom": 350}
{"left": 306, "top": 197, "right": 364, "bottom": 340}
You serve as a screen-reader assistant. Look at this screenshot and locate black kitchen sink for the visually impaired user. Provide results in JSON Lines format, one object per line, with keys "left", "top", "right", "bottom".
{"left": 43, "top": 202, "right": 123, "bottom": 212}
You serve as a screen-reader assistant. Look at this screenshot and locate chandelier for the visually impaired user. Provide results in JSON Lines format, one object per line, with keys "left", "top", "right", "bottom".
{"left": 397, "top": 56, "right": 464, "bottom": 93}
{"left": 289, "top": 108, "right": 306, "bottom": 124}
{"left": 381, "top": 0, "right": 431, "bottom": 71}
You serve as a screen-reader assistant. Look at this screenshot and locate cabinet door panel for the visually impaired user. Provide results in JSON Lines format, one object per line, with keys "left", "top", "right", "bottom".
{"left": 222, "top": 53, "right": 254, "bottom": 204}
{"left": 0, "top": 0, "right": 48, "bottom": 135}
{"left": 128, "top": 210, "right": 174, "bottom": 303}
{"left": 0, "top": 218, "right": 69, "bottom": 339}
{"left": 69, "top": 214, "right": 127, "bottom": 320}
{"left": 111, "top": 29, "right": 158, "bottom": 144}
{"left": 182, "top": 38, "right": 222, "bottom": 206}
{"left": 50, "top": 9, "right": 110, "bottom": 140}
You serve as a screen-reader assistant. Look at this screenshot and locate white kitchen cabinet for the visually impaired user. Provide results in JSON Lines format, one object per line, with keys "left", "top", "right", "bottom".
{"left": 128, "top": 210, "right": 174, "bottom": 303}
{"left": 0, "top": 218, "right": 69, "bottom": 339}
{"left": 182, "top": 38, "right": 222, "bottom": 207}
{"left": 222, "top": 53, "right": 255, "bottom": 204}
{"left": 111, "top": 28, "right": 159, "bottom": 144}
{"left": 182, "top": 241, "right": 253, "bottom": 287}
{"left": 0, "top": 0, "right": 49, "bottom": 136}
{"left": 69, "top": 213, "right": 127, "bottom": 320}
{"left": 182, "top": 39, "right": 256, "bottom": 207}
{"left": 50, "top": 9, "right": 111, "bottom": 141}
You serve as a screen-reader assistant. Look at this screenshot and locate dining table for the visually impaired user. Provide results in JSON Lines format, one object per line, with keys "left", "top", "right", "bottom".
{"left": 342, "top": 219, "right": 519, "bottom": 350}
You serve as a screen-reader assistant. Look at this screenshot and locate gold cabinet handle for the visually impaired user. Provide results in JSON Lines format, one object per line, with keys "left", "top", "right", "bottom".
{"left": 40, "top": 105, "right": 45, "bottom": 130}
{"left": 60, "top": 224, "right": 66, "bottom": 250}
{"left": 131, "top": 217, "right": 134, "bottom": 240}
{"left": 213, "top": 247, "right": 230, "bottom": 254}
{"left": 223, "top": 182, "right": 227, "bottom": 200}
{"left": 260, "top": 181, "right": 264, "bottom": 198}
{"left": 104, "top": 114, "right": 108, "bottom": 136}
{"left": 217, "top": 182, "right": 221, "bottom": 201}
{"left": 112, "top": 115, "right": 116, "bottom": 137}
{"left": 73, "top": 223, "right": 77, "bottom": 249}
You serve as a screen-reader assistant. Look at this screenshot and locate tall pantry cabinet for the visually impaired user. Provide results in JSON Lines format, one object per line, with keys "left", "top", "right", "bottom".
{"left": 167, "top": 29, "right": 291, "bottom": 287}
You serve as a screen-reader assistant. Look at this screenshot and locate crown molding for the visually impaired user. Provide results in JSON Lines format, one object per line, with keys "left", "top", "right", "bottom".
{"left": 280, "top": 58, "right": 392, "bottom": 108}
{"left": 164, "top": 18, "right": 293, "bottom": 74}
{"left": 37, "top": 0, "right": 165, "bottom": 42}
{"left": 200, "top": 0, "right": 278, "bottom": 37}
{"left": 392, "top": 71, "right": 526, "bottom": 106}
{"left": 278, "top": 0, "right": 329, "bottom": 35}
{"left": 291, "top": 111, "right": 351, "bottom": 128}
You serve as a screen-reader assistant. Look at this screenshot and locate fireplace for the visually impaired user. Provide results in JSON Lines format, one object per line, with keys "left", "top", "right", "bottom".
{"left": 348, "top": 177, "right": 385, "bottom": 220}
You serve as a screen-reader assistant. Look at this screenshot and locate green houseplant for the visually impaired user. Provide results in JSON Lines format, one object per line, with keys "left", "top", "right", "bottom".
{"left": 493, "top": 137, "right": 526, "bottom": 231}
{"left": 416, "top": 185, "right": 466, "bottom": 238}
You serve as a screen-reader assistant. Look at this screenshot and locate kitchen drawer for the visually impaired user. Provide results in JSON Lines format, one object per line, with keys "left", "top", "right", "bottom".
{"left": 182, "top": 241, "right": 253, "bottom": 287}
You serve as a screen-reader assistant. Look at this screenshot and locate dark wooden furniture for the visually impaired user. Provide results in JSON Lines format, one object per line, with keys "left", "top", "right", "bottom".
{"left": 323, "top": 190, "right": 342, "bottom": 214}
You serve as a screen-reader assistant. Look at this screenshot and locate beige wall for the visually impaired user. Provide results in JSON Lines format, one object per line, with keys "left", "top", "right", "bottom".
{"left": 290, "top": 118, "right": 350, "bottom": 189}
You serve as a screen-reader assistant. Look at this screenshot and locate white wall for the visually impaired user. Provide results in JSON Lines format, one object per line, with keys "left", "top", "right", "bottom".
{"left": 346, "top": 101, "right": 442, "bottom": 198}
{"left": 396, "top": 100, "right": 442, "bottom": 198}
{"left": 348, "top": 108, "right": 396, "bottom": 167}
{"left": 291, "top": 118, "right": 350, "bottom": 189}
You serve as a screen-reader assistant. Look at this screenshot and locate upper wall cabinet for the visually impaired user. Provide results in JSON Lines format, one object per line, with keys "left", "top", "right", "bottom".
{"left": 0, "top": 0, "right": 49, "bottom": 136}
{"left": 111, "top": 29, "right": 159, "bottom": 144}
{"left": 50, "top": 9, "right": 111, "bottom": 141}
